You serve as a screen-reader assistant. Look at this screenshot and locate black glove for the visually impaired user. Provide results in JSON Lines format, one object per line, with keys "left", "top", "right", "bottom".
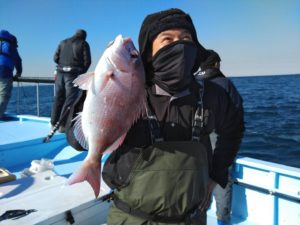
{"left": 13, "top": 73, "right": 21, "bottom": 81}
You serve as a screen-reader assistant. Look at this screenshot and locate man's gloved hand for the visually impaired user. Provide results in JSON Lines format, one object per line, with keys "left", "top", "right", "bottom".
{"left": 13, "top": 73, "right": 21, "bottom": 79}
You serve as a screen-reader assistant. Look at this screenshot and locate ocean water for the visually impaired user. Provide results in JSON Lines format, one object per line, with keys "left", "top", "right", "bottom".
{"left": 6, "top": 74, "right": 300, "bottom": 168}
{"left": 232, "top": 74, "right": 300, "bottom": 168}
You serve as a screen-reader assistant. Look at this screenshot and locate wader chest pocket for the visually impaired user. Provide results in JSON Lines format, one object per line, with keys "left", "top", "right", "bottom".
{"left": 102, "top": 145, "right": 144, "bottom": 189}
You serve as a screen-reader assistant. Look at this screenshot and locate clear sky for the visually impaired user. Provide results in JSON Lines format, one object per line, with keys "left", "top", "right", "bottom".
{"left": 1, "top": 0, "right": 300, "bottom": 77}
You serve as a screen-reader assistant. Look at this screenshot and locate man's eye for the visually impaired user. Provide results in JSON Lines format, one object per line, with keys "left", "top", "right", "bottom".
{"left": 161, "top": 37, "right": 172, "bottom": 44}
{"left": 183, "top": 35, "right": 193, "bottom": 41}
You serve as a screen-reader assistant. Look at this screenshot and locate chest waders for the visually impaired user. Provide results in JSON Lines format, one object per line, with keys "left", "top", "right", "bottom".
{"left": 107, "top": 83, "right": 209, "bottom": 225}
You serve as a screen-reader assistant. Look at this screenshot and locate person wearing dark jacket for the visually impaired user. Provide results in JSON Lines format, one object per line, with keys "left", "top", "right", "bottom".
{"left": 198, "top": 50, "right": 244, "bottom": 225}
{"left": 51, "top": 29, "right": 91, "bottom": 132}
{"left": 66, "top": 8, "right": 244, "bottom": 225}
{"left": 0, "top": 30, "right": 22, "bottom": 119}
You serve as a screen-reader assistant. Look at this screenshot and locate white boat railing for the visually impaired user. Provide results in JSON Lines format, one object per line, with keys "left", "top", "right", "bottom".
{"left": 232, "top": 157, "right": 300, "bottom": 225}
{"left": 234, "top": 179, "right": 300, "bottom": 203}
{"left": 13, "top": 76, "right": 55, "bottom": 117}
{"left": 235, "top": 157, "right": 300, "bottom": 203}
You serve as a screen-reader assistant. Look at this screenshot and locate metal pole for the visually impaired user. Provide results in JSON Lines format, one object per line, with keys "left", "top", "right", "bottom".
{"left": 12, "top": 77, "right": 55, "bottom": 116}
{"left": 36, "top": 83, "right": 40, "bottom": 117}
{"left": 17, "top": 82, "right": 20, "bottom": 114}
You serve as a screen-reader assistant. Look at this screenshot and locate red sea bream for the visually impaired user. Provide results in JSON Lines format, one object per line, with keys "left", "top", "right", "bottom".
{"left": 66, "top": 35, "right": 146, "bottom": 197}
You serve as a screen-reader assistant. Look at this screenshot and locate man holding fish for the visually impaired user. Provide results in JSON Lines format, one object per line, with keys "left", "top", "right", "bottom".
{"left": 66, "top": 8, "right": 244, "bottom": 225}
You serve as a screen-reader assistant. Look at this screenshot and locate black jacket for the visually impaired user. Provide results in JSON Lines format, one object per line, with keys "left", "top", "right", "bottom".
{"left": 199, "top": 68, "right": 245, "bottom": 186}
{"left": 201, "top": 68, "right": 243, "bottom": 109}
{"left": 54, "top": 36, "right": 91, "bottom": 74}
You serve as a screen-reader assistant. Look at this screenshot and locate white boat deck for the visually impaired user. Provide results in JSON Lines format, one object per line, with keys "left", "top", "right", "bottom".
{"left": 0, "top": 170, "right": 110, "bottom": 225}
{"left": 0, "top": 115, "right": 51, "bottom": 145}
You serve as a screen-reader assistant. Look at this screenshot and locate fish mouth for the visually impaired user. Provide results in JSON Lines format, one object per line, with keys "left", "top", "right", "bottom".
{"left": 123, "top": 37, "right": 139, "bottom": 59}
{"left": 123, "top": 37, "right": 132, "bottom": 45}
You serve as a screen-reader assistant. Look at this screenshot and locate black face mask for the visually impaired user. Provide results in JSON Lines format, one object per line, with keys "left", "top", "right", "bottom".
{"left": 152, "top": 41, "right": 197, "bottom": 94}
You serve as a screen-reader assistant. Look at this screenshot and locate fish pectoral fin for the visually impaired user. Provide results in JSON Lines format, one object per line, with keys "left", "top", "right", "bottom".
{"left": 73, "top": 72, "right": 95, "bottom": 90}
{"left": 99, "top": 71, "right": 114, "bottom": 92}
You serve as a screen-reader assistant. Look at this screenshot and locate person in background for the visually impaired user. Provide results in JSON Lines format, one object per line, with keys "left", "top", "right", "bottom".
{"left": 0, "top": 30, "right": 22, "bottom": 119}
{"left": 199, "top": 49, "right": 244, "bottom": 225}
{"left": 51, "top": 29, "right": 91, "bottom": 132}
{"left": 66, "top": 8, "right": 245, "bottom": 225}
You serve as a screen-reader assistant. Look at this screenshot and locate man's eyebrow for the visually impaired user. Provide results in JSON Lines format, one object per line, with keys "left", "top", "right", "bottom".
{"left": 158, "top": 31, "right": 173, "bottom": 37}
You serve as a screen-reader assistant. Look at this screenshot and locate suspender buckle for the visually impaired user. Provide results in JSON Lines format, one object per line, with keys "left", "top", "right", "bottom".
{"left": 192, "top": 136, "right": 200, "bottom": 142}
{"left": 154, "top": 138, "right": 163, "bottom": 142}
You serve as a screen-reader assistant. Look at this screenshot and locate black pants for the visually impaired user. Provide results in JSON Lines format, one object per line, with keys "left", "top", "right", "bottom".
{"left": 51, "top": 71, "right": 80, "bottom": 127}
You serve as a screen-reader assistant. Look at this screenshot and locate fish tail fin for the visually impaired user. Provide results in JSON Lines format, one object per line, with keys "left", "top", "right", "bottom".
{"left": 66, "top": 159, "right": 101, "bottom": 197}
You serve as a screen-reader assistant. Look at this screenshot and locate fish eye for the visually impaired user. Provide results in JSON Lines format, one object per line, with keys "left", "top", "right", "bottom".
{"left": 130, "top": 49, "right": 139, "bottom": 58}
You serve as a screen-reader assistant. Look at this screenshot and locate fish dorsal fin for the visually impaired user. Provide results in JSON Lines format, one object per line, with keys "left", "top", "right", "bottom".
{"left": 103, "top": 132, "right": 127, "bottom": 154}
{"left": 99, "top": 71, "right": 114, "bottom": 92}
{"left": 73, "top": 113, "right": 89, "bottom": 150}
{"left": 73, "top": 72, "right": 95, "bottom": 90}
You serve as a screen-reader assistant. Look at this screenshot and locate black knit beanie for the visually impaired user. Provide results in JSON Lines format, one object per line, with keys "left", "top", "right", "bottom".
{"left": 138, "top": 8, "right": 209, "bottom": 81}
{"left": 200, "top": 49, "right": 221, "bottom": 70}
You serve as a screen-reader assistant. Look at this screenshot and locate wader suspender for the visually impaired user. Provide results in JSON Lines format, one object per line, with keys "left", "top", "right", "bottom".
{"left": 145, "top": 104, "right": 163, "bottom": 143}
{"left": 192, "top": 79, "right": 209, "bottom": 142}
{"left": 146, "top": 80, "right": 207, "bottom": 143}
{"left": 113, "top": 82, "right": 208, "bottom": 223}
